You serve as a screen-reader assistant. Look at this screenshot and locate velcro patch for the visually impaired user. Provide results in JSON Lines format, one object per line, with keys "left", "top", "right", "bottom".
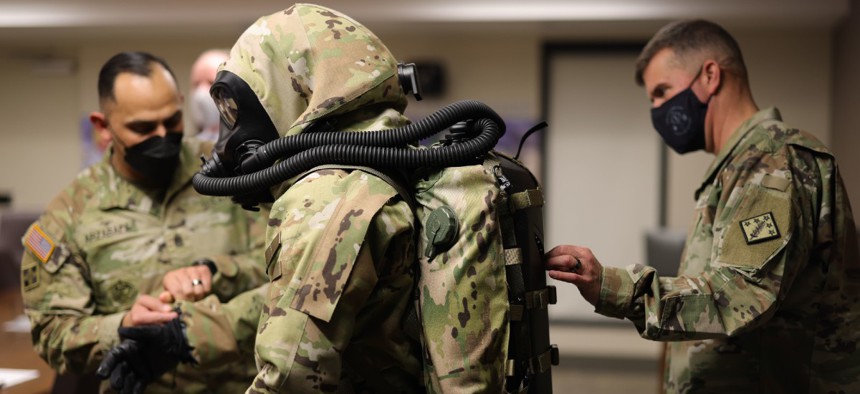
{"left": 265, "top": 232, "right": 282, "bottom": 280}
{"left": 25, "top": 224, "right": 55, "bottom": 263}
{"left": 739, "top": 212, "right": 780, "bottom": 244}
{"left": 718, "top": 184, "right": 791, "bottom": 272}
{"left": 22, "top": 263, "right": 40, "bottom": 291}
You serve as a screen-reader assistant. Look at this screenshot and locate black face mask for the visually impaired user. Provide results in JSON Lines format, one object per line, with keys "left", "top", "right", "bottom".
{"left": 650, "top": 70, "right": 709, "bottom": 154}
{"left": 123, "top": 132, "right": 183, "bottom": 187}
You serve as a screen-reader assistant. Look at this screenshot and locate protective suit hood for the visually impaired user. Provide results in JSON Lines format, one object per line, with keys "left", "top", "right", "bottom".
{"left": 220, "top": 3, "right": 407, "bottom": 138}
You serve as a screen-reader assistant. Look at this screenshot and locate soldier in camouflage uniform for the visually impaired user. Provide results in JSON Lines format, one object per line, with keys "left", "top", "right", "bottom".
{"left": 167, "top": 283, "right": 269, "bottom": 369}
{"left": 21, "top": 51, "right": 268, "bottom": 393}
{"left": 546, "top": 19, "right": 860, "bottom": 393}
{"left": 207, "top": 4, "right": 427, "bottom": 392}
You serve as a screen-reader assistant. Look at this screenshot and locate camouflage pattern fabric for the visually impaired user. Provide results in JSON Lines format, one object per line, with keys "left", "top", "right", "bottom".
{"left": 597, "top": 108, "right": 860, "bottom": 393}
{"left": 251, "top": 168, "right": 423, "bottom": 393}
{"left": 221, "top": 3, "right": 407, "bottom": 138}
{"left": 178, "top": 283, "right": 270, "bottom": 369}
{"left": 21, "top": 138, "right": 268, "bottom": 393}
{"left": 221, "top": 4, "right": 424, "bottom": 392}
{"left": 414, "top": 161, "right": 509, "bottom": 393}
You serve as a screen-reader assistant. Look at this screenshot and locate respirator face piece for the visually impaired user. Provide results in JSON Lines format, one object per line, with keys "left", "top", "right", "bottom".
{"left": 209, "top": 70, "right": 279, "bottom": 176}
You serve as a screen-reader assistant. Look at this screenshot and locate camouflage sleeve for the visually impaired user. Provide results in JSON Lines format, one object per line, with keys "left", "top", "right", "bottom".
{"left": 248, "top": 171, "right": 404, "bottom": 393}
{"left": 178, "top": 283, "right": 269, "bottom": 368}
{"left": 417, "top": 160, "right": 509, "bottom": 394}
{"left": 22, "top": 216, "right": 124, "bottom": 374}
{"left": 207, "top": 208, "right": 269, "bottom": 300}
{"left": 598, "top": 253, "right": 794, "bottom": 341}
{"left": 596, "top": 151, "right": 810, "bottom": 340}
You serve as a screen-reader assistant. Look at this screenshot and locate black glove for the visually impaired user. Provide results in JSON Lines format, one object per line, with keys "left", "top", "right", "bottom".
{"left": 96, "top": 316, "right": 195, "bottom": 393}
{"left": 96, "top": 338, "right": 148, "bottom": 394}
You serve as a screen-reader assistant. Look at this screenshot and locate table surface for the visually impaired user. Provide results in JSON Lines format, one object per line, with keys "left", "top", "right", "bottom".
{"left": 0, "top": 287, "right": 54, "bottom": 394}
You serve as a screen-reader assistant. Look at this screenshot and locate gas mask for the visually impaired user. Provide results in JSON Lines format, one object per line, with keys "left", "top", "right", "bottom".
{"left": 650, "top": 66, "right": 709, "bottom": 154}
{"left": 208, "top": 70, "right": 280, "bottom": 177}
{"left": 121, "top": 132, "right": 183, "bottom": 187}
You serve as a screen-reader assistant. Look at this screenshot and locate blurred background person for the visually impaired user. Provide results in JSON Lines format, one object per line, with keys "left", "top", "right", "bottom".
{"left": 188, "top": 49, "right": 229, "bottom": 142}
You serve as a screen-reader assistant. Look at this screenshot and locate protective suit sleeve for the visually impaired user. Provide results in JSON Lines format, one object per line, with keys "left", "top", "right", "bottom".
{"left": 178, "top": 283, "right": 269, "bottom": 368}
{"left": 247, "top": 170, "right": 414, "bottom": 393}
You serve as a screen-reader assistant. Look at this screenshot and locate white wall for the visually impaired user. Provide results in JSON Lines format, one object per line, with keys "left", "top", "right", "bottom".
{"left": 0, "top": 55, "right": 81, "bottom": 212}
{"left": 545, "top": 51, "right": 660, "bottom": 322}
{"left": 385, "top": 34, "right": 541, "bottom": 120}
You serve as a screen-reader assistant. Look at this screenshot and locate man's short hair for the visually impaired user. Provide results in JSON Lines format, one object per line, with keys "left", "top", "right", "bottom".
{"left": 634, "top": 19, "right": 748, "bottom": 86}
{"left": 97, "top": 51, "right": 178, "bottom": 103}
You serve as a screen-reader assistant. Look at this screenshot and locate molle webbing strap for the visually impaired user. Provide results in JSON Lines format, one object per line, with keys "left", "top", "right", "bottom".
{"left": 504, "top": 360, "right": 531, "bottom": 393}
{"left": 505, "top": 346, "right": 559, "bottom": 377}
{"left": 509, "top": 189, "right": 544, "bottom": 211}
{"left": 504, "top": 248, "right": 524, "bottom": 266}
{"left": 509, "top": 287, "right": 557, "bottom": 322}
{"left": 529, "top": 346, "right": 559, "bottom": 375}
{"left": 505, "top": 247, "right": 525, "bottom": 321}
{"left": 524, "top": 288, "right": 556, "bottom": 310}
{"left": 496, "top": 189, "right": 545, "bottom": 218}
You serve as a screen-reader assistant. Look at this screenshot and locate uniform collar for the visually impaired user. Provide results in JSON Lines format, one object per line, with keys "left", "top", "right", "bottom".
{"left": 96, "top": 139, "right": 202, "bottom": 211}
{"left": 694, "top": 107, "right": 782, "bottom": 199}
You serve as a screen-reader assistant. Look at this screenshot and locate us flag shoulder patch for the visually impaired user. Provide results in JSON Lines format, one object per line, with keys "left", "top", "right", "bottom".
{"left": 25, "top": 224, "right": 55, "bottom": 263}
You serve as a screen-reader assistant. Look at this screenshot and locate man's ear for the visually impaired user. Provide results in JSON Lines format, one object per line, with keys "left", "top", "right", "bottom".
{"left": 702, "top": 60, "right": 721, "bottom": 96}
{"left": 90, "top": 111, "right": 108, "bottom": 131}
{"left": 89, "top": 112, "right": 114, "bottom": 151}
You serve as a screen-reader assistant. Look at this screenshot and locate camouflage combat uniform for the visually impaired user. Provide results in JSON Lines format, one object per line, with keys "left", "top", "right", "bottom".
{"left": 21, "top": 138, "right": 268, "bottom": 393}
{"left": 597, "top": 108, "right": 860, "bottom": 393}
{"left": 220, "top": 4, "right": 425, "bottom": 393}
{"left": 178, "top": 283, "right": 270, "bottom": 368}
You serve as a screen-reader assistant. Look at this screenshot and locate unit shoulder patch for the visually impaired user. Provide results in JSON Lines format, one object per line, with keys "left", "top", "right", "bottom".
{"left": 739, "top": 212, "right": 780, "bottom": 244}
{"left": 22, "top": 263, "right": 40, "bottom": 291}
{"left": 24, "top": 224, "right": 55, "bottom": 263}
{"left": 717, "top": 184, "right": 792, "bottom": 271}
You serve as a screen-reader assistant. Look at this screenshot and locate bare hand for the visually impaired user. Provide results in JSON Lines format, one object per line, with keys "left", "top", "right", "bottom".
{"left": 545, "top": 245, "right": 603, "bottom": 306}
{"left": 121, "top": 295, "right": 178, "bottom": 328}
{"left": 158, "top": 291, "right": 174, "bottom": 304}
{"left": 162, "top": 265, "right": 213, "bottom": 302}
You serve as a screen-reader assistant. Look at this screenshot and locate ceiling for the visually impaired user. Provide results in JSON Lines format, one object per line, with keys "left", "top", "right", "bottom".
{"left": 0, "top": 0, "right": 851, "bottom": 48}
